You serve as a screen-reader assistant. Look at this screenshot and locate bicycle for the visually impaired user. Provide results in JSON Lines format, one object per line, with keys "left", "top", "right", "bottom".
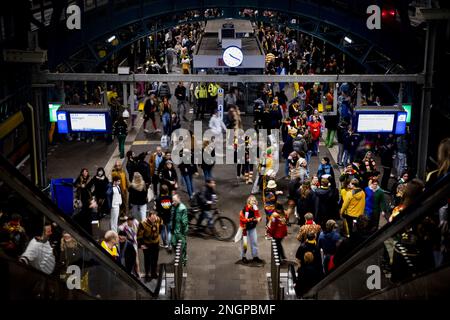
{"left": 187, "top": 195, "right": 237, "bottom": 241}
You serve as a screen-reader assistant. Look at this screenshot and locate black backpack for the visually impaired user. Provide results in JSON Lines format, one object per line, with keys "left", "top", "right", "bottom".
{"left": 242, "top": 206, "right": 257, "bottom": 230}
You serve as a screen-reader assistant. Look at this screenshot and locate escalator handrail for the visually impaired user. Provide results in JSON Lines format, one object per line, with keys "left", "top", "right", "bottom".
{"left": 0, "top": 155, "right": 154, "bottom": 299}
{"left": 0, "top": 253, "right": 98, "bottom": 300}
{"left": 361, "top": 260, "right": 450, "bottom": 300}
{"left": 152, "top": 263, "right": 167, "bottom": 298}
{"left": 303, "top": 172, "right": 450, "bottom": 298}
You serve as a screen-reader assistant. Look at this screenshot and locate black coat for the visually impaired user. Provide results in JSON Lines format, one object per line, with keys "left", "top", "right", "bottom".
{"left": 160, "top": 167, "right": 178, "bottom": 190}
{"left": 136, "top": 160, "right": 151, "bottom": 186}
{"left": 87, "top": 175, "right": 109, "bottom": 199}
{"left": 295, "top": 264, "right": 323, "bottom": 297}
{"left": 126, "top": 158, "right": 139, "bottom": 180}
{"left": 324, "top": 115, "right": 339, "bottom": 130}
{"left": 178, "top": 163, "right": 196, "bottom": 176}
{"left": 379, "top": 142, "right": 395, "bottom": 168}
{"left": 297, "top": 191, "right": 316, "bottom": 219}
{"left": 295, "top": 242, "right": 323, "bottom": 273}
{"left": 175, "top": 85, "right": 187, "bottom": 101}
{"left": 200, "top": 148, "right": 215, "bottom": 170}
{"left": 128, "top": 186, "right": 148, "bottom": 206}
{"left": 118, "top": 240, "right": 136, "bottom": 274}
{"left": 112, "top": 120, "right": 128, "bottom": 136}
{"left": 314, "top": 187, "right": 339, "bottom": 224}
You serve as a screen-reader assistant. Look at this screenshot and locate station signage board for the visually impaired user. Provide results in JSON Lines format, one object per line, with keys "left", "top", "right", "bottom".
{"left": 48, "top": 103, "right": 62, "bottom": 122}
{"left": 354, "top": 106, "right": 408, "bottom": 135}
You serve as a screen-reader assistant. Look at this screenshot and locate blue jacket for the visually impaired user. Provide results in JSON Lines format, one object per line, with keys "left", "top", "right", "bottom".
{"left": 317, "top": 163, "right": 334, "bottom": 179}
{"left": 318, "top": 231, "right": 341, "bottom": 255}
{"left": 364, "top": 186, "right": 386, "bottom": 218}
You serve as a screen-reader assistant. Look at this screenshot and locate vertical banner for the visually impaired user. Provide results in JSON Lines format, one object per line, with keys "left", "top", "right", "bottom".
{"left": 217, "top": 87, "right": 224, "bottom": 121}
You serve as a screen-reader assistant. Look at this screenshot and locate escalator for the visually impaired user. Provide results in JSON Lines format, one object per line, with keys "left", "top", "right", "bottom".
{"left": 296, "top": 172, "right": 450, "bottom": 300}
{"left": 0, "top": 155, "right": 167, "bottom": 300}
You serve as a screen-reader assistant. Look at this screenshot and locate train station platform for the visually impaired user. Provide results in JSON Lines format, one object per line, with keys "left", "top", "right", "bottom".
{"left": 35, "top": 82, "right": 339, "bottom": 299}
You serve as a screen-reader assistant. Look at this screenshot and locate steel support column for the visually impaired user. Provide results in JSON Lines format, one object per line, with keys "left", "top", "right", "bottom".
{"left": 417, "top": 21, "right": 437, "bottom": 180}
{"left": 30, "top": 84, "right": 49, "bottom": 188}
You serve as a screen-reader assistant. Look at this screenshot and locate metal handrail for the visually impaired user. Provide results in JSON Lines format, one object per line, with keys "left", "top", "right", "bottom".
{"left": 0, "top": 155, "right": 154, "bottom": 299}
{"left": 303, "top": 172, "right": 450, "bottom": 299}
{"left": 270, "top": 239, "right": 281, "bottom": 300}
{"left": 173, "top": 240, "right": 184, "bottom": 299}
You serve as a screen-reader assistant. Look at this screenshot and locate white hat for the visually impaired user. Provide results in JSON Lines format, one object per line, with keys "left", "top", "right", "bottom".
{"left": 267, "top": 180, "right": 277, "bottom": 189}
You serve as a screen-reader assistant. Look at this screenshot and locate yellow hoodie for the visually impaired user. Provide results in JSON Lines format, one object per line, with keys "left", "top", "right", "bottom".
{"left": 340, "top": 188, "right": 365, "bottom": 218}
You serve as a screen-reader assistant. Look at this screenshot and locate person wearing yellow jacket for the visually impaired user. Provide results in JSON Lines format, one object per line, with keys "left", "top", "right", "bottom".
{"left": 194, "top": 83, "right": 208, "bottom": 120}
{"left": 207, "top": 82, "right": 219, "bottom": 116}
{"left": 340, "top": 178, "right": 365, "bottom": 237}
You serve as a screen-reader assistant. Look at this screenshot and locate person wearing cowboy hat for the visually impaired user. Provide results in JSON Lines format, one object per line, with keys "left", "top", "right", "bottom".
{"left": 263, "top": 179, "right": 283, "bottom": 240}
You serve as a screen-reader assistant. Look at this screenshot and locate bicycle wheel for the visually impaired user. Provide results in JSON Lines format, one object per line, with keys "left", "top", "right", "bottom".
{"left": 213, "top": 216, "right": 237, "bottom": 241}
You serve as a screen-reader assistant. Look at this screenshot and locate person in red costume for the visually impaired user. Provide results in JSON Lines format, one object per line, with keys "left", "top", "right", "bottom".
{"left": 307, "top": 115, "right": 322, "bottom": 156}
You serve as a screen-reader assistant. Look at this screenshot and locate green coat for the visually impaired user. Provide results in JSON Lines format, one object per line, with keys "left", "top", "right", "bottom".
{"left": 171, "top": 203, "right": 189, "bottom": 241}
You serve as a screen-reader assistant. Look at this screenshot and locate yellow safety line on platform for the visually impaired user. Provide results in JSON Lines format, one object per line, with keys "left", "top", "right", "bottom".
{"left": 132, "top": 140, "right": 160, "bottom": 145}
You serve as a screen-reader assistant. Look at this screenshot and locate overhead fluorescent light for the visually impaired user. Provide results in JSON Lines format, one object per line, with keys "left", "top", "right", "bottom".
{"left": 344, "top": 36, "right": 353, "bottom": 44}
{"left": 107, "top": 35, "right": 116, "bottom": 43}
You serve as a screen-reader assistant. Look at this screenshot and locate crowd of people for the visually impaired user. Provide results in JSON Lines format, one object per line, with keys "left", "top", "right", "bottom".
{"left": 1, "top": 13, "right": 449, "bottom": 300}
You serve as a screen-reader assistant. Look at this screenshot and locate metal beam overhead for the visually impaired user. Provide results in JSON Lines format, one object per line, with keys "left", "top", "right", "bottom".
{"left": 43, "top": 72, "right": 425, "bottom": 84}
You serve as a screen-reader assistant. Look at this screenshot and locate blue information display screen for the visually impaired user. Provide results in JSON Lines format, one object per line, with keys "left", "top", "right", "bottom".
{"left": 356, "top": 113, "right": 396, "bottom": 133}
{"left": 56, "top": 111, "right": 69, "bottom": 134}
{"left": 69, "top": 113, "right": 107, "bottom": 132}
{"left": 395, "top": 112, "right": 407, "bottom": 135}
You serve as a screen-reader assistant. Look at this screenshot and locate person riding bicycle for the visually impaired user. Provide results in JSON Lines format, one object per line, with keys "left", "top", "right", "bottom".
{"left": 196, "top": 179, "right": 217, "bottom": 232}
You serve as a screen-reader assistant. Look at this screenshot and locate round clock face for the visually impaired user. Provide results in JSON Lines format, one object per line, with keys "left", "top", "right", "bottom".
{"left": 223, "top": 46, "right": 243, "bottom": 67}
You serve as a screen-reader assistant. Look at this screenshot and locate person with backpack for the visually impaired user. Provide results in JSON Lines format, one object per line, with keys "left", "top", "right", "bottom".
{"left": 267, "top": 203, "right": 288, "bottom": 260}
{"left": 175, "top": 82, "right": 188, "bottom": 121}
{"left": 112, "top": 116, "right": 128, "bottom": 159}
{"left": 317, "top": 157, "right": 334, "bottom": 182}
{"left": 155, "top": 184, "right": 173, "bottom": 249}
{"left": 295, "top": 232, "right": 323, "bottom": 274}
{"left": 340, "top": 178, "right": 365, "bottom": 237}
{"left": 157, "top": 82, "right": 171, "bottom": 100}
{"left": 318, "top": 219, "right": 342, "bottom": 274}
{"left": 293, "top": 132, "right": 308, "bottom": 155}
{"left": 143, "top": 93, "right": 160, "bottom": 134}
